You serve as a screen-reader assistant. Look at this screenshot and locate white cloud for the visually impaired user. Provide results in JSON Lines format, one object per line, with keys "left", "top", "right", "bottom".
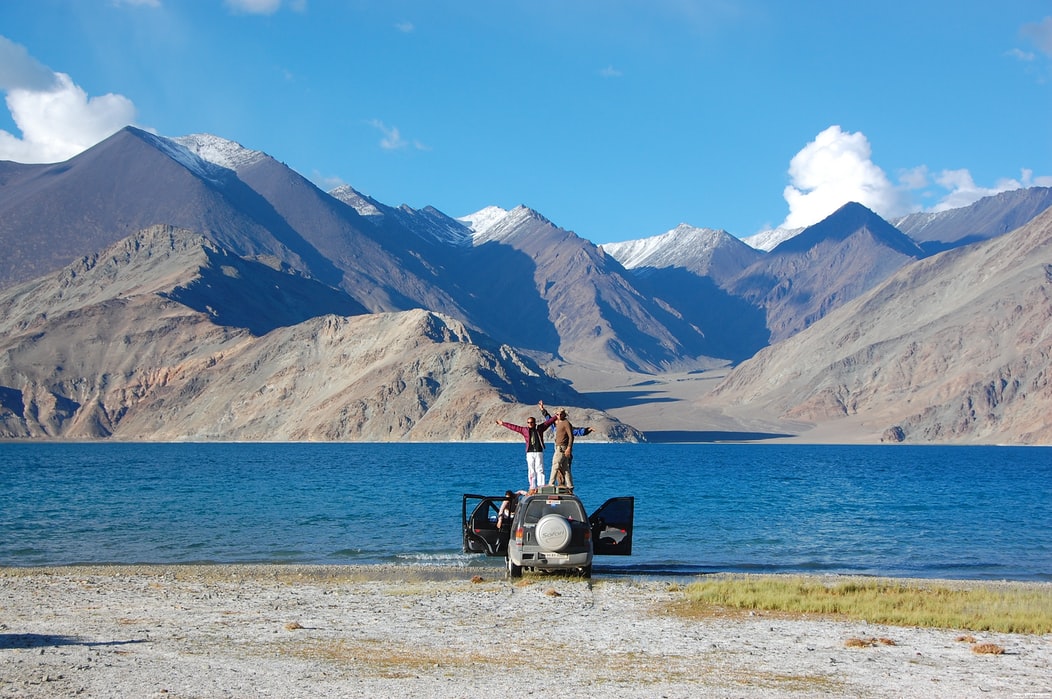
{"left": 312, "top": 171, "right": 346, "bottom": 192}
{"left": 0, "top": 36, "right": 60, "bottom": 91}
{"left": 223, "top": 0, "right": 305, "bottom": 15}
{"left": 369, "top": 119, "right": 407, "bottom": 150}
{"left": 368, "top": 119, "right": 428, "bottom": 152}
{"left": 0, "top": 36, "right": 137, "bottom": 164}
{"left": 395, "top": 21, "right": 415, "bottom": 33}
{"left": 930, "top": 168, "right": 1052, "bottom": 212}
{"left": 780, "top": 124, "right": 1052, "bottom": 228}
{"left": 1007, "top": 47, "right": 1036, "bottom": 62}
{"left": 782, "top": 125, "right": 910, "bottom": 228}
{"left": 1021, "top": 16, "right": 1052, "bottom": 57}
{"left": 600, "top": 65, "right": 623, "bottom": 78}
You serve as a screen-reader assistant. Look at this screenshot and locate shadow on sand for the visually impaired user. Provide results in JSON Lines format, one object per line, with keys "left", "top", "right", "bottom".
{"left": 585, "top": 389, "right": 679, "bottom": 410}
{"left": 0, "top": 633, "right": 147, "bottom": 650}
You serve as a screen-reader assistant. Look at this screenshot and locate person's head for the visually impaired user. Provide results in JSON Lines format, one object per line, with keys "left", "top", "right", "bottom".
{"left": 526, "top": 416, "right": 537, "bottom": 427}
{"left": 558, "top": 409, "right": 568, "bottom": 420}
{"left": 504, "top": 489, "right": 514, "bottom": 499}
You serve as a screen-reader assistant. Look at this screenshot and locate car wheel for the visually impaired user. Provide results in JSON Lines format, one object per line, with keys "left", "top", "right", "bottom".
{"left": 507, "top": 557, "right": 522, "bottom": 578}
{"left": 535, "top": 514, "right": 572, "bottom": 552}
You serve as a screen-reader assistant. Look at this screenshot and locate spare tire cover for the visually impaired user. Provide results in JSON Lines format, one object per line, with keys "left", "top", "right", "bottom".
{"left": 535, "top": 514, "right": 573, "bottom": 552}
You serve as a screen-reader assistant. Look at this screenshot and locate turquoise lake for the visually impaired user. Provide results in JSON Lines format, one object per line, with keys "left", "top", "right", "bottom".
{"left": 1, "top": 442, "right": 1049, "bottom": 580}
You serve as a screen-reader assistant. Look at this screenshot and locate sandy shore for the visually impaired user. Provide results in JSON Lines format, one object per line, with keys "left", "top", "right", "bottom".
{"left": 1, "top": 565, "right": 1049, "bottom": 698}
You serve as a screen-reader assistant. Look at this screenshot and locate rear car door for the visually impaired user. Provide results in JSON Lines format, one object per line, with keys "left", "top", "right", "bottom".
{"left": 589, "top": 496, "right": 634, "bottom": 556}
{"left": 462, "top": 494, "right": 507, "bottom": 556}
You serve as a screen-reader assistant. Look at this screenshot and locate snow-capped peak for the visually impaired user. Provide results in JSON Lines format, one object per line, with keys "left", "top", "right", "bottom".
{"left": 460, "top": 205, "right": 551, "bottom": 244}
{"left": 458, "top": 206, "right": 509, "bottom": 237}
{"left": 172, "top": 133, "right": 267, "bottom": 171}
{"left": 742, "top": 226, "right": 802, "bottom": 252}
{"left": 329, "top": 184, "right": 385, "bottom": 219}
{"left": 134, "top": 131, "right": 230, "bottom": 183}
{"left": 602, "top": 224, "right": 727, "bottom": 269}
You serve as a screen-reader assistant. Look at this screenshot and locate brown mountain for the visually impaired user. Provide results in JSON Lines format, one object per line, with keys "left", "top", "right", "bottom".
{"left": 0, "top": 128, "right": 735, "bottom": 374}
{"left": 462, "top": 205, "right": 724, "bottom": 372}
{"left": 894, "top": 186, "right": 1052, "bottom": 255}
{"left": 704, "top": 205, "right": 1052, "bottom": 444}
{"left": 728, "top": 202, "right": 925, "bottom": 343}
{"left": 0, "top": 225, "right": 640, "bottom": 441}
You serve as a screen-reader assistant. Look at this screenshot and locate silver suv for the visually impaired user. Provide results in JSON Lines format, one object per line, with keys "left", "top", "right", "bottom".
{"left": 462, "top": 487, "right": 634, "bottom": 578}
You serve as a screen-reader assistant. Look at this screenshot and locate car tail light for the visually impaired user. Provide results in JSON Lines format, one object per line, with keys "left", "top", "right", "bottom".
{"left": 515, "top": 526, "right": 524, "bottom": 544}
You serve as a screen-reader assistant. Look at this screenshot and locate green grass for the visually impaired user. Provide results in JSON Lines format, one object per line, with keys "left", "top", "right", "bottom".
{"left": 675, "top": 575, "right": 1052, "bottom": 634}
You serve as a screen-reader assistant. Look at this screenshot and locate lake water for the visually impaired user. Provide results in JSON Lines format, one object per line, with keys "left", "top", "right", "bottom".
{"left": 1, "top": 443, "right": 1049, "bottom": 581}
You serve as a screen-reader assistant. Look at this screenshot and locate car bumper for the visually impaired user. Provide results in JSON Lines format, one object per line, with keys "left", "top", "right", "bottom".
{"left": 515, "top": 550, "right": 591, "bottom": 569}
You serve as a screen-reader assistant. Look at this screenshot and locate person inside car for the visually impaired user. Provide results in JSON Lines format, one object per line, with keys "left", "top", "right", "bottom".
{"left": 495, "top": 489, "right": 524, "bottom": 529}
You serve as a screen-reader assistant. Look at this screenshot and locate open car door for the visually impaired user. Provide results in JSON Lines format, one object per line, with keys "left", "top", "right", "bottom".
{"left": 589, "top": 497, "right": 634, "bottom": 556}
{"left": 462, "top": 494, "right": 508, "bottom": 557}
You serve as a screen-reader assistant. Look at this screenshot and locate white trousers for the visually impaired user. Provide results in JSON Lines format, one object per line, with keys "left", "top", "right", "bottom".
{"left": 525, "top": 451, "right": 545, "bottom": 489}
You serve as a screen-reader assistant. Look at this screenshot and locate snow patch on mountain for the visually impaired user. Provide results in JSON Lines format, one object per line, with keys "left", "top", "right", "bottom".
{"left": 329, "top": 184, "right": 385, "bottom": 219}
{"left": 458, "top": 206, "right": 509, "bottom": 237}
{"left": 603, "top": 224, "right": 729, "bottom": 269}
{"left": 173, "top": 134, "right": 268, "bottom": 171}
{"left": 400, "top": 205, "right": 474, "bottom": 246}
{"left": 742, "top": 227, "right": 803, "bottom": 251}
{"left": 459, "top": 205, "right": 551, "bottom": 244}
{"left": 329, "top": 185, "right": 472, "bottom": 246}
{"left": 131, "top": 131, "right": 232, "bottom": 184}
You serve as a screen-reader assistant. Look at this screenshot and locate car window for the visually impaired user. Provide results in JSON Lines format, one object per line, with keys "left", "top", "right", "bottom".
{"left": 522, "top": 498, "right": 586, "bottom": 524}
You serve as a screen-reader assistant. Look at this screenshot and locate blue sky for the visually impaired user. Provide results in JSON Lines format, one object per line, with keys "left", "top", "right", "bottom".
{"left": 1, "top": 1, "right": 1050, "bottom": 243}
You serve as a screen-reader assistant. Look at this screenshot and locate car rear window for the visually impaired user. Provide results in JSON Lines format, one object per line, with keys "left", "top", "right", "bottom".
{"left": 522, "top": 498, "right": 586, "bottom": 524}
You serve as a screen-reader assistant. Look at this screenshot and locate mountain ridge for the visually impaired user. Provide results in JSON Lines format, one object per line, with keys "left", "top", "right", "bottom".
{"left": 705, "top": 205, "right": 1052, "bottom": 443}
{"left": 3, "top": 126, "right": 1052, "bottom": 443}
{"left": 0, "top": 225, "right": 642, "bottom": 441}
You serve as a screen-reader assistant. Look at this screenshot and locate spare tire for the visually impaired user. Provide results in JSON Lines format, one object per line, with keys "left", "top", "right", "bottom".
{"left": 535, "top": 514, "right": 572, "bottom": 552}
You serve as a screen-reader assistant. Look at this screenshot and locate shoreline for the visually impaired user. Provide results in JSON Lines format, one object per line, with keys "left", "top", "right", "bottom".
{"left": 2, "top": 564, "right": 1049, "bottom": 698}
{"left": 3, "top": 560, "right": 1049, "bottom": 585}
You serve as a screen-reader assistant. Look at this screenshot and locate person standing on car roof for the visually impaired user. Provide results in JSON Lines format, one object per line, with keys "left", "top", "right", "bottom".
{"left": 496, "top": 407, "right": 557, "bottom": 490}
{"left": 540, "top": 403, "right": 592, "bottom": 488}
{"left": 549, "top": 408, "right": 575, "bottom": 490}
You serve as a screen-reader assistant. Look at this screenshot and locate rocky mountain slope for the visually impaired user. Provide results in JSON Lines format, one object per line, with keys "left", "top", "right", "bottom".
{"left": 704, "top": 206, "right": 1052, "bottom": 444}
{"left": 0, "top": 225, "right": 640, "bottom": 441}
{"left": 0, "top": 127, "right": 735, "bottom": 374}
{"left": 731, "top": 202, "right": 926, "bottom": 343}
{"left": 3, "top": 126, "right": 1052, "bottom": 443}
{"left": 893, "top": 186, "right": 1052, "bottom": 255}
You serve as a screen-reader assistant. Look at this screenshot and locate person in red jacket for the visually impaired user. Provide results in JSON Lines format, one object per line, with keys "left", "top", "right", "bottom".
{"left": 496, "top": 405, "right": 557, "bottom": 490}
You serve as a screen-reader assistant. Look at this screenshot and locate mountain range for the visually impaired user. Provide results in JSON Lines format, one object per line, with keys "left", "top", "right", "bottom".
{"left": 1, "top": 126, "right": 1050, "bottom": 443}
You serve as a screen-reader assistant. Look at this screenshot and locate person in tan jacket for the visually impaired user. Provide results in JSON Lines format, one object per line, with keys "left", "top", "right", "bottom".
{"left": 549, "top": 408, "right": 575, "bottom": 490}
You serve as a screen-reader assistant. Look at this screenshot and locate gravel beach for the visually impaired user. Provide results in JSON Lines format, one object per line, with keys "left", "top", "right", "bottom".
{"left": 1, "top": 565, "right": 1049, "bottom": 698}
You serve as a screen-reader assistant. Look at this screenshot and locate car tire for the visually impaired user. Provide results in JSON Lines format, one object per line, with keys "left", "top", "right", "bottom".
{"left": 581, "top": 565, "right": 591, "bottom": 579}
{"left": 535, "top": 514, "right": 572, "bottom": 552}
{"left": 507, "top": 557, "right": 522, "bottom": 578}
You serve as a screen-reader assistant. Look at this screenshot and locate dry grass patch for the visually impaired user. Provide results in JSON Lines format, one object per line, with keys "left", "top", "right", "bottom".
{"left": 725, "top": 668, "right": 845, "bottom": 693}
{"left": 971, "top": 643, "right": 1005, "bottom": 655}
{"left": 844, "top": 637, "right": 896, "bottom": 648}
{"left": 673, "top": 576, "right": 1052, "bottom": 633}
{"left": 286, "top": 638, "right": 519, "bottom": 677}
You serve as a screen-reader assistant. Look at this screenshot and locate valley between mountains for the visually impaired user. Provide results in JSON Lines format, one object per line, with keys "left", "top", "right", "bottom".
{"left": 1, "top": 127, "right": 1051, "bottom": 444}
